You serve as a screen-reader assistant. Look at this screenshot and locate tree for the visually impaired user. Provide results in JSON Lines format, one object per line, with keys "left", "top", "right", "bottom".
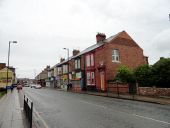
{"left": 134, "top": 64, "right": 152, "bottom": 87}
{"left": 151, "top": 58, "right": 170, "bottom": 88}
{"left": 114, "top": 65, "right": 136, "bottom": 83}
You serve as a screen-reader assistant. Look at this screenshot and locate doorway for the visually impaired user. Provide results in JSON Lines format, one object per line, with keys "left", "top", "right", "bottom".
{"left": 100, "top": 71, "right": 105, "bottom": 91}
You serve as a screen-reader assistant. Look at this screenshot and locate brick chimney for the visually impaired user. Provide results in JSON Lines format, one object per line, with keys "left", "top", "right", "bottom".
{"left": 96, "top": 33, "right": 106, "bottom": 43}
{"left": 0, "top": 63, "right": 6, "bottom": 70}
{"left": 73, "top": 49, "right": 80, "bottom": 56}
{"left": 60, "top": 58, "right": 65, "bottom": 62}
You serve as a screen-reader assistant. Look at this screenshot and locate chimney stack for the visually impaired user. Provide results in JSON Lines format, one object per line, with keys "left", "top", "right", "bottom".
{"left": 60, "top": 58, "right": 65, "bottom": 62}
{"left": 96, "top": 33, "right": 106, "bottom": 43}
{"left": 73, "top": 49, "right": 80, "bottom": 56}
{"left": 0, "top": 63, "right": 6, "bottom": 70}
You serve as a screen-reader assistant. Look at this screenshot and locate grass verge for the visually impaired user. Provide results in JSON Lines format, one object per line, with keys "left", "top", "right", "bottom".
{"left": 0, "top": 91, "right": 6, "bottom": 99}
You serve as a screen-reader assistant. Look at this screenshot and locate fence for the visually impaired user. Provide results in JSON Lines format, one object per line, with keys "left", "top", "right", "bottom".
{"left": 24, "top": 95, "right": 33, "bottom": 128}
{"left": 107, "top": 82, "right": 137, "bottom": 96}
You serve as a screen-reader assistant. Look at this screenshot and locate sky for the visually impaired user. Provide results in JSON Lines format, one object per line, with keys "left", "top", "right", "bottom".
{"left": 0, "top": 0, "right": 170, "bottom": 79}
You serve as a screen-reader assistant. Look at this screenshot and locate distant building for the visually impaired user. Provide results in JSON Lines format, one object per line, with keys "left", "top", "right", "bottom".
{"left": 35, "top": 66, "right": 49, "bottom": 87}
{"left": 0, "top": 67, "right": 16, "bottom": 89}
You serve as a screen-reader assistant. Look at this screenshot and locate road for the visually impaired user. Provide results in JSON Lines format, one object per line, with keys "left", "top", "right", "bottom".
{"left": 22, "top": 87, "right": 170, "bottom": 128}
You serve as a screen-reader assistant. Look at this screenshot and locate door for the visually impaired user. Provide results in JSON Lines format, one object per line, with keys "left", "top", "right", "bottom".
{"left": 100, "top": 71, "right": 105, "bottom": 91}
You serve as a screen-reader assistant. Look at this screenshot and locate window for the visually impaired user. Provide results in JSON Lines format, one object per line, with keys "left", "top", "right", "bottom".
{"left": 91, "top": 54, "right": 94, "bottom": 66}
{"left": 87, "top": 72, "right": 91, "bottom": 85}
{"left": 63, "top": 65, "right": 68, "bottom": 74}
{"left": 57, "top": 67, "right": 62, "bottom": 75}
{"left": 75, "top": 59, "right": 80, "bottom": 69}
{"left": 86, "top": 71, "right": 95, "bottom": 85}
{"left": 91, "top": 72, "right": 95, "bottom": 85}
{"left": 86, "top": 55, "right": 90, "bottom": 67}
{"left": 76, "top": 72, "right": 81, "bottom": 79}
{"left": 112, "top": 49, "right": 120, "bottom": 62}
{"left": 86, "top": 53, "right": 94, "bottom": 67}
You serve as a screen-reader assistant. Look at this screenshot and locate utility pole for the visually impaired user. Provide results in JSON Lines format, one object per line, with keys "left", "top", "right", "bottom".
{"left": 6, "top": 41, "right": 17, "bottom": 93}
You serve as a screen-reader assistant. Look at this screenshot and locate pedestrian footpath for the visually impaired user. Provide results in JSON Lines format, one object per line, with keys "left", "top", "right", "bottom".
{"left": 57, "top": 88, "right": 170, "bottom": 105}
{"left": 0, "top": 89, "right": 28, "bottom": 128}
{"left": 86, "top": 92, "right": 170, "bottom": 105}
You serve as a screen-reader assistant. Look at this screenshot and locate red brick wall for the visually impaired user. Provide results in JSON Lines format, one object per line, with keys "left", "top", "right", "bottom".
{"left": 108, "top": 83, "right": 129, "bottom": 94}
{"left": 138, "top": 87, "right": 170, "bottom": 96}
{"left": 80, "top": 55, "right": 85, "bottom": 70}
{"left": 71, "top": 81, "right": 81, "bottom": 92}
{"left": 95, "top": 37, "right": 146, "bottom": 91}
{"left": 69, "top": 59, "right": 74, "bottom": 72}
{"left": 105, "top": 37, "right": 146, "bottom": 80}
{"left": 95, "top": 45, "right": 106, "bottom": 90}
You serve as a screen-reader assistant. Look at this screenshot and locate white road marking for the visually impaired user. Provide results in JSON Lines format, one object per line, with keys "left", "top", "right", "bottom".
{"left": 80, "top": 100, "right": 170, "bottom": 125}
{"left": 34, "top": 107, "right": 49, "bottom": 128}
{"left": 133, "top": 114, "right": 170, "bottom": 125}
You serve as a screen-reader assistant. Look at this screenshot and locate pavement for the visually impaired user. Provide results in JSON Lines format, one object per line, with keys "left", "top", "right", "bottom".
{"left": 85, "top": 91, "right": 170, "bottom": 105}
{"left": 0, "top": 89, "right": 29, "bottom": 128}
{"left": 61, "top": 89, "right": 170, "bottom": 105}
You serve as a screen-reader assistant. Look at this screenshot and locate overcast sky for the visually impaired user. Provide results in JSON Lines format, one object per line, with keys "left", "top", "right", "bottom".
{"left": 0, "top": 0, "right": 170, "bottom": 79}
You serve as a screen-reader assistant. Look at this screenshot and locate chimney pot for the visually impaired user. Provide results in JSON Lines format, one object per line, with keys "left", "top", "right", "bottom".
{"left": 96, "top": 33, "right": 106, "bottom": 43}
{"left": 60, "top": 58, "right": 65, "bottom": 62}
{"left": 73, "top": 49, "right": 80, "bottom": 56}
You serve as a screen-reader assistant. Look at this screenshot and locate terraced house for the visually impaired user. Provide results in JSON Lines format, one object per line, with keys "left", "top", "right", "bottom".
{"left": 50, "top": 31, "right": 148, "bottom": 92}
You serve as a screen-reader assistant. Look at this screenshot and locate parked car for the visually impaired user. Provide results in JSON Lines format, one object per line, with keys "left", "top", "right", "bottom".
{"left": 30, "top": 84, "right": 36, "bottom": 88}
{"left": 17, "top": 85, "right": 22, "bottom": 90}
{"left": 24, "top": 84, "right": 30, "bottom": 87}
{"left": 35, "top": 84, "right": 42, "bottom": 89}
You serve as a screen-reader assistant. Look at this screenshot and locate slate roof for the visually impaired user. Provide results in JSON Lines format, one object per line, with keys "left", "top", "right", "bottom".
{"left": 73, "top": 42, "right": 104, "bottom": 58}
{"left": 53, "top": 31, "right": 121, "bottom": 68}
{"left": 54, "top": 30, "right": 140, "bottom": 68}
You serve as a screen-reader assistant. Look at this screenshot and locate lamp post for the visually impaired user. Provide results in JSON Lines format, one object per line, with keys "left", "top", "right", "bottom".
{"left": 63, "top": 48, "right": 69, "bottom": 87}
{"left": 6, "top": 41, "right": 17, "bottom": 92}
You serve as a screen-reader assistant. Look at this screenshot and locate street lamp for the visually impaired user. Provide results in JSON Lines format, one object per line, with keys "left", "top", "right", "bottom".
{"left": 63, "top": 48, "right": 69, "bottom": 86}
{"left": 6, "top": 41, "right": 17, "bottom": 92}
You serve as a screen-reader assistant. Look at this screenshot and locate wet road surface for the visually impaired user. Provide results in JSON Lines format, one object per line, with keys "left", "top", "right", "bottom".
{"left": 22, "top": 87, "right": 170, "bottom": 128}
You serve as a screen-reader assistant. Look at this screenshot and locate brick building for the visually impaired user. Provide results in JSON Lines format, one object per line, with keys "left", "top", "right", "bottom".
{"left": 52, "top": 30, "right": 147, "bottom": 92}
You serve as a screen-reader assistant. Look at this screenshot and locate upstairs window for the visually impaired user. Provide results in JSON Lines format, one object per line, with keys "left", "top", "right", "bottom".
{"left": 90, "top": 54, "right": 94, "bottom": 66}
{"left": 86, "top": 53, "right": 94, "bottom": 67}
{"left": 112, "top": 49, "right": 120, "bottom": 62}
{"left": 86, "top": 55, "right": 90, "bottom": 67}
{"left": 57, "top": 67, "right": 62, "bottom": 75}
{"left": 75, "top": 59, "right": 81, "bottom": 69}
{"left": 63, "top": 65, "right": 68, "bottom": 74}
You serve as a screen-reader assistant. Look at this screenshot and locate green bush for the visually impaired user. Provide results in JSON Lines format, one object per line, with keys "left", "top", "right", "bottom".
{"left": 151, "top": 58, "right": 170, "bottom": 88}
{"left": 114, "top": 65, "right": 136, "bottom": 83}
{"left": 114, "top": 58, "right": 170, "bottom": 88}
{"left": 134, "top": 64, "right": 152, "bottom": 87}
{"left": 0, "top": 91, "right": 6, "bottom": 98}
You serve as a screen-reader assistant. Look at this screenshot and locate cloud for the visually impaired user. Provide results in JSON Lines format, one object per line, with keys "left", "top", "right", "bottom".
{"left": 152, "top": 29, "right": 170, "bottom": 51}
{"left": 0, "top": 0, "right": 170, "bottom": 78}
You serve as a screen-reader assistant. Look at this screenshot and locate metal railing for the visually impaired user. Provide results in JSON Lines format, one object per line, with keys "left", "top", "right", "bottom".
{"left": 24, "top": 95, "right": 33, "bottom": 128}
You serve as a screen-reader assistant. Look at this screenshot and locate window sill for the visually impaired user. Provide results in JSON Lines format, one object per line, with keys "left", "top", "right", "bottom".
{"left": 112, "top": 61, "right": 121, "bottom": 63}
